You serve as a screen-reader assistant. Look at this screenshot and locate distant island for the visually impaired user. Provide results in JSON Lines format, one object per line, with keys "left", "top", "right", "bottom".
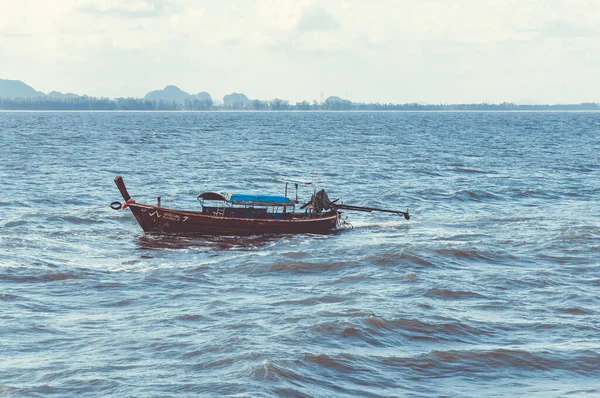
{"left": 0, "top": 79, "right": 598, "bottom": 111}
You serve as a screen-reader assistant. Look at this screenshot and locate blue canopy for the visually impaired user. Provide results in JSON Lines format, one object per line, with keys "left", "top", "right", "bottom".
{"left": 230, "top": 193, "right": 295, "bottom": 206}
{"left": 198, "top": 192, "right": 295, "bottom": 206}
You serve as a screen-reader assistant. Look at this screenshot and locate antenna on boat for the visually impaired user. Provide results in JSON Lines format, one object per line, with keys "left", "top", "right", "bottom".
{"left": 310, "top": 172, "right": 321, "bottom": 196}
{"left": 281, "top": 177, "right": 313, "bottom": 204}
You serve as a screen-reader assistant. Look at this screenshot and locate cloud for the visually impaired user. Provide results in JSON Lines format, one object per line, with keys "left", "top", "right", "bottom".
{"left": 0, "top": 30, "right": 32, "bottom": 38}
{"left": 2, "top": 0, "right": 600, "bottom": 103}
{"left": 295, "top": 6, "right": 339, "bottom": 32}
{"left": 527, "top": 20, "right": 597, "bottom": 38}
{"left": 77, "top": 0, "right": 179, "bottom": 18}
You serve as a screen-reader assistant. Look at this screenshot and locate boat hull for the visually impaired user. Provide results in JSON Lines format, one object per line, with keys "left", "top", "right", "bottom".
{"left": 127, "top": 203, "right": 340, "bottom": 235}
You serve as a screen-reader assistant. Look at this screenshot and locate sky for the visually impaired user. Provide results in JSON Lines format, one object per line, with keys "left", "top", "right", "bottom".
{"left": 1, "top": 0, "right": 599, "bottom": 104}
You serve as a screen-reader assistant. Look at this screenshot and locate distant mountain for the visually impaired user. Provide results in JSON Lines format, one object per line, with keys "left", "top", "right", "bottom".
{"left": 0, "top": 79, "right": 45, "bottom": 98}
{"left": 47, "top": 91, "right": 80, "bottom": 99}
{"left": 223, "top": 92, "right": 249, "bottom": 108}
{"left": 324, "top": 95, "right": 352, "bottom": 110}
{"left": 191, "top": 91, "right": 212, "bottom": 102}
{"left": 144, "top": 85, "right": 190, "bottom": 103}
{"left": 143, "top": 86, "right": 213, "bottom": 108}
{"left": 325, "top": 96, "right": 345, "bottom": 103}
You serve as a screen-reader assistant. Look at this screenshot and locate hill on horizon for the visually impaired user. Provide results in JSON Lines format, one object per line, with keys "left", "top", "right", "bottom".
{"left": 223, "top": 92, "right": 250, "bottom": 108}
{"left": 144, "top": 85, "right": 189, "bottom": 103}
{"left": 1, "top": 78, "right": 598, "bottom": 110}
{"left": 46, "top": 91, "right": 80, "bottom": 99}
{"left": 0, "top": 79, "right": 45, "bottom": 98}
{"left": 144, "top": 85, "right": 212, "bottom": 106}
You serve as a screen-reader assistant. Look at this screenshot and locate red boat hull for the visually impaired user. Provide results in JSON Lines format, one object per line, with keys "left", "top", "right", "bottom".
{"left": 126, "top": 203, "right": 340, "bottom": 235}
{"left": 113, "top": 176, "right": 340, "bottom": 235}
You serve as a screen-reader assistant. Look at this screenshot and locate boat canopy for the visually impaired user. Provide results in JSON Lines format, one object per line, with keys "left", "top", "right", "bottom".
{"left": 198, "top": 192, "right": 295, "bottom": 207}
{"left": 198, "top": 192, "right": 232, "bottom": 201}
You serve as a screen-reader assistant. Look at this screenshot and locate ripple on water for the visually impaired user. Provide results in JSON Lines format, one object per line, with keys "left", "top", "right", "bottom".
{"left": 267, "top": 260, "right": 350, "bottom": 273}
{"left": 0, "top": 271, "right": 86, "bottom": 283}
{"left": 2, "top": 111, "right": 599, "bottom": 397}
{"left": 424, "top": 287, "right": 486, "bottom": 300}
{"left": 311, "top": 314, "right": 496, "bottom": 347}
{"left": 378, "top": 348, "right": 600, "bottom": 376}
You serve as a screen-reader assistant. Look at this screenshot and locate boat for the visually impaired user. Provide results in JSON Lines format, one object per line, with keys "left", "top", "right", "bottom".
{"left": 110, "top": 176, "right": 409, "bottom": 236}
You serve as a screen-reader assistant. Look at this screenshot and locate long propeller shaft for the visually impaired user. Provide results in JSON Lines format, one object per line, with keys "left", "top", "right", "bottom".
{"left": 334, "top": 204, "right": 410, "bottom": 220}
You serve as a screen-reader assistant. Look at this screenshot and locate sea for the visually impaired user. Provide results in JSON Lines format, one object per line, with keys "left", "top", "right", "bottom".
{"left": 1, "top": 111, "right": 599, "bottom": 397}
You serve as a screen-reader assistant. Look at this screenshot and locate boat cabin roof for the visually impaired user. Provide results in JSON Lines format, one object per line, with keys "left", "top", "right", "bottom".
{"left": 198, "top": 192, "right": 295, "bottom": 207}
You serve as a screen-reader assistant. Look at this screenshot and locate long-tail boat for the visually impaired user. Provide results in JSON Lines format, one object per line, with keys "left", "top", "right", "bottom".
{"left": 111, "top": 176, "right": 409, "bottom": 236}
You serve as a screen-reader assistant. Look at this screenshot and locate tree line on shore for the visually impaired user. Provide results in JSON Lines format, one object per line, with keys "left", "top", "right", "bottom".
{"left": 0, "top": 95, "right": 598, "bottom": 111}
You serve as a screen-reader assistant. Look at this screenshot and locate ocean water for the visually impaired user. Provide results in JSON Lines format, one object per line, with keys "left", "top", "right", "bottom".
{"left": 1, "top": 111, "right": 599, "bottom": 397}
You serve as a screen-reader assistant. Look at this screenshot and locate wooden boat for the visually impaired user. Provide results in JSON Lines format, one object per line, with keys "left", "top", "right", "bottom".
{"left": 111, "top": 176, "right": 409, "bottom": 236}
{"left": 111, "top": 176, "right": 340, "bottom": 235}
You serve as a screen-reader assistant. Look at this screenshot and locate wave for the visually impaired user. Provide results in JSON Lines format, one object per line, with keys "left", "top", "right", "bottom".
{"left": 430, "top": 233, "right": 489, "bottom": 242}
{"left": 366, "top": 252, "right": 404, "bottom": 266}
{"left": 555, "top": 307, "right": 592, "bottom": 315}
{"left": 302, "top": 353, "right": 355, "bottom": 372}
{"left": 285, "top": 334, "right": 592, "bottom": 390}
{"left": 424, "top": 287, "right": 486, "bottom": 300}
{"left": 433, "top": 247, "right": 516, "bottom": 264}
{"left": 331, "top": 275, "right": 372, "bottom": 284}
{"left": 193, "top": 358, "right": 236, "bottom": 371}
{"left": 398, "top": 250, "right": 435, "bottom": 267}
{"left": 452, "top": 189, "right": 500, "bottom": 201}
{"left": 555, "top": 226, "right": 600, "bottom": 244}
{"left": 276, "top": 295, "right": 345, "bottom": 306}
{"left": 46, "top": 215, "right": 103, "bottom": 224}
{"left": 389, "top": 246, "right": 517, "bottom": 268}
{"left": 104, "top": 299, "right": 136, "bottom": 307}
{"left": 403, "top": 271, "right": 417, "bottom": 280}
{"left": 136, "top": 234, "right": 281, "bottom": 251}
{"left": 4, "top": 220, "right": 29, "bottom": 228}
{"left": 488, "top": 216, "right": 536, "bottom": 223}
{"left": 313, "top": 320, "right": 382, "bottom": 346}
{"left": 414, "top": 168, "right": 443, "bottom": 177}
{"left": 282, "top": 251, "right": 310, "bottom": 259}
{"left": 267, "top": 260, "right": 348, "bottom": 273}
{"left": 0, "top": 271, "right": 85, "bottom": 283}
{"left": 507, "top": 187, "right": 559, "bottom": 199}
{"left": 313, "top": 315, "right": 493, "bottom": 345}
{"left": 363, "top": 316, "right": 491, "bottom": 340}
{"left": 411, "top": 188, "right": 500, "bottom": 202}
{"left": 379, "top": 348, "right": 600, "bottom": 375}
{"left": 347, "top": 220, "right": 407, "bottom": 230}
{"left": 453, "top": 167, "right": 490, "bottom": 174}
{"left": 249, "top": 359, "right": 301, "bottom": 382}
{"left": 176, "top": 314, "right": 204, "bottom": 321}
{"left": 249, "top": 353, "right": 383, "bottom": 396}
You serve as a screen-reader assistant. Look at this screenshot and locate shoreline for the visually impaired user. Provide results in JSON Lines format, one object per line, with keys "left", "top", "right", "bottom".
{"left": 2, "top": 109, "right": 600, "bottom": 113}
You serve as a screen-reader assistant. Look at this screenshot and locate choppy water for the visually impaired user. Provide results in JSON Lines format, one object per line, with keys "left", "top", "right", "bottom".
{"left": 1, "top": 111, "right": 599, "bottom": 397}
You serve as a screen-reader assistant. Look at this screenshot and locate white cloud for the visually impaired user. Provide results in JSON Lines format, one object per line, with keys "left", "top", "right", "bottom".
{"left": 296, "top": 6, "right": 339, "bottom": 32}
{"left": 77, "top": 0, "right": 180, "bottom": 18}
{"left": 1, "top": 0, "right": 599, "bottom": 102}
